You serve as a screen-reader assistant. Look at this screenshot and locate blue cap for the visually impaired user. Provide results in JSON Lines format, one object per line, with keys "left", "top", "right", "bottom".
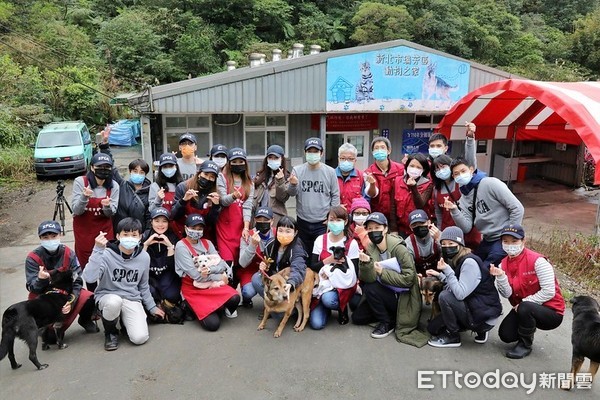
{"left": 159, "top": 153, "right": 177, "bottom": 166}
{"left": 209, "top": 144, "right": 228, "bottom": 157}
{"left": 150, "top": 207, "right": 170, "bottom": 220}
{"left": 228, "top": 147, "right": 247, "bottom": 161}
{"left": 408, "top": 209, "right": 428, "bottom": 225}
{"left": 501, "top": 224, "right": 525, "bottom": 239}
{"left": 199, "top": 160, "right": 219, "bottom": 175}
{"left": 38, "top": 220, "right": 61, "bottom": 236}
{"left": 255, "top": 207, "right": 273, "bottom": 219}
{"left": 91, "top": 153, "right": 112, "bottom": 166}
{"left": 304, "top": 137, "right": 323, "bottom": 151}
{"left": 179, "top": 133, "right": 196, "bottom": 144}
{"left": 365, "top": 212, "right": 388, "bottom": 226}
{"left": 185, "top": 214, "right": 205, "bottom": 227}
{"left": 266, "top": 145, "right": 284, "bottom": 157}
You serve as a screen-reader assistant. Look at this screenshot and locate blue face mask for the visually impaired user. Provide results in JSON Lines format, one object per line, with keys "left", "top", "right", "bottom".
{"left": 372, "top": 149, "right": 388, "bottom": 161}
{"left": 435, "top": 167, "right": 451, "bottom": 180}
{"left": 40, "top": 239, "right": 60, "bottom": 252}
{"left": 130, "top": 173, "right": 145, "bottom": 185}
{"left": 429, "top": 148, "right": 444, "bottom": 158}
{"left": 454, "top": 171, "right": 473, "bottom": 186}
{"left": 306, "top": 153, "right": 321, "bottom": 165}
{"left": 119, "top": 237, "right": 140, "bottom": 250}
{"left": 267, "top": 159, "right": 282, "bottom": 171}
{"left": 339, "top": 160, "right": 354, "bottom": 173}
{"left": 162, "top": 167, "right": 176, "bottom": 178}
{"left": 328, "top": 220, "right": 345, "bottom": 235}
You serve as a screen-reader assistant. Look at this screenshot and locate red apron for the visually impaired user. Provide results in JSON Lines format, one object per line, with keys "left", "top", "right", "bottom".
{"left": 216, "top": 181, "right": 245, "bottom": 262}
{"left": 160, "top": 190, "right": 183, "bottom": 238}
{"left": 314, "top": 234, "right": 357, "bottom": 312}
{"left": 236, "top": 229, "right": 262, "bottom": 286}
{"left": 180, "top": 238, "right": 238, "bottom": 320}
{"left": 73, "top": 176, "right": 114, "bottom": 269}
{"left": 173, "top": 196, "right": 217, "bottom": 244}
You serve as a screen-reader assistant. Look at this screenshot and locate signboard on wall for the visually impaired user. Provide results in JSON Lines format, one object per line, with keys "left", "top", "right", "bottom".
{"left": 326, "top": 45, "right": 470, "bottom": 113}
{"left": 310, "top": 113, "right": 378, "bottom": 131}
{"left": 402, "top": 129, "right": 453, "bottom": 155}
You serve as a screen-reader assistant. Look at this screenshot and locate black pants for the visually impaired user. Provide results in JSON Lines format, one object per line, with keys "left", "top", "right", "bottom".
{"left": 199, "top": 294, "right": 240, "bottom": 332}
{"left": 498, "top": 302, "right": 563, "bottom": 343}
{"left": 427, "top": 290, "right": 492, "bottom": 335}
{"left": 351, "top": 281, "right": 398, "bottom": 326}
{"left": 297, "top": 217, "right": 326, "bottom": 254}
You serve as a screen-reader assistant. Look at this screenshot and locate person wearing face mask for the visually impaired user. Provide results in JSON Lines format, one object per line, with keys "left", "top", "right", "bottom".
{"left": 392, "top": 153, "right": 433, "bottom": 238}
{"left": 113, "top": 159, "right": 152, "bottom": 233}
{"left": 240, "top": 207, "right": 276, "bottom": 309}
{"left": 25, "top": 220, "right": 98, "bottom": 340}
{"left": 208, "top": 144, "right": 229, "bottom": 170}
{"left": 253, "top": 216, "right": 308, "bottom": 302}
{"left": 177, "top": 133, "right": 203, "bottom": 181}
{"left": 82, "top": 218, "right": 165, "bottom": 351}
{"left": 365, "top": 137, "right": 405, "bottom": 232}
{"left": 286, "top": 138, "right": 340, "bottom": 252}
{"left": 353, "top": 213, "right": 427, "bottom": 347}
{"left": 72, "top": 153, "right": 119, "bottom": 286}
{"left": 252, "top": 145, "right": 290, "bottom": 226}
{"left": 309, "top": 206, "right": 359, "bottom": 329}
{"left": 174, "top": 214, "right": 240, "bottom": 331}
{"left": 404, "top": 210, "right": 441, "bottom": 277}
{"left": 149, "top": 154, "right": 184, "bottom": 230}
{"left": 426, "top": 226, "right": 502, "bottom": 348}
{"left": 336, "top": 143, "right": 377, "bottom": 211}
{"left": 444, "top": 153, "right": 524, "bottom": 270}
{"left": 490, "top": 224, "right": 564, "bottom": 359}
{"left": 217, "top": 148, "right": 255, "bottom": 297}
{"left": 427, "top": 122, "right": 476, "bottom": 162}
{"left": 349, "top": 197, "right": 371, "bottom": 250}
{"left": 172, "top": 160, "right": 221, "bottom": 242}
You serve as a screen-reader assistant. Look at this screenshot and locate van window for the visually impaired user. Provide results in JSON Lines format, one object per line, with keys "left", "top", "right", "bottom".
{"left": 37, "top": 131, "right": 82, "bottom": 148}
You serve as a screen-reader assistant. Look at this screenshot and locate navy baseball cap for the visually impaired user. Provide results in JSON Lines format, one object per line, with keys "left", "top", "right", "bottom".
{"left": 199, "top": 160, "right": 219, "bottom": 175}
{"left": 266, "top": 145, "right": 284, "bottom": 157}
{"left": 150, "top": 207, "right": 171, "bottom": 220}
{"left": 159, "top": 153, "right": 177, "bottom": 166}
{"left": 501, "top": 224, "right": 525, "bottom": 239}
{"left": 228, "top": 148, "right": 247, "bottom": 161}
{"left": 255, "top": 207, "right": 273, "bottom": 220}
{"left": 208, "top": 144, "right": 228, "bottom": 157}
{"left": 408, "top": 209, "right": 428, "bottom": 225}
{"left": 365, "top": 212, "right": 388, "bottom": 226}
{"left": 38, "top": 220, "right": 61, "bottom": 236}
{"left": 185, "top": 214, "right": 205, "bottom": 227}
{"left": 179, "top": 133, "right": 196, "bottom": 144}
{"left": 304, "top": 137, "right": 323, "bottom": 151}
{"left": 91, "top": 153, "right": 112, "bottom": 166}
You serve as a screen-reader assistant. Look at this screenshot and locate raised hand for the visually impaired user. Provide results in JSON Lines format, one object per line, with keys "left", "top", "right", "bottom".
{"left": 100, "top": 196, "right": 111, "bottom": 207}
{"left": 95, "top": 231, "right": 108, "bottom": 248}
{"left": 83, "top": 186, "right": 94, "bottom": 197}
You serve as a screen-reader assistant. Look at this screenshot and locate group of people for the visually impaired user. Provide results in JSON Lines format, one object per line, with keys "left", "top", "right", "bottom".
{"left": 26, "top": 125, "right": 565, "bottom": 359}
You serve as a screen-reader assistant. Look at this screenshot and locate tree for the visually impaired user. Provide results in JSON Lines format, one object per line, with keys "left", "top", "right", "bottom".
{"left": 350, "top": 2, "right": 414, "bottom": 45}
{"left": 568, "top": 8, "right": 600, "bottom": 79}
{"left": 43, "top": 66, "right": 101, "bottom": 122}
{"left": 173, "top": 18, "right": 221, "bottom": 77}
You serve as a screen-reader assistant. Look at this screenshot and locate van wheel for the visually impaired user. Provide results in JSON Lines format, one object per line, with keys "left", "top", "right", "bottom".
{"left": 36, "top": 174, "right": 45, "bottom": 181}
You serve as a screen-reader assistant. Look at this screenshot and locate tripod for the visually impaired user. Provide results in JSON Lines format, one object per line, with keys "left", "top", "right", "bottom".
{"left": 53, "top": 180, "right": 73, "bottom": 235}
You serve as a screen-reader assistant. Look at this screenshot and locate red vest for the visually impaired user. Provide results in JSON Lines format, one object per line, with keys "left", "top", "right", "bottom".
{"left": 338, "top": 169, "right": 364, "bottom": 212}
{"left": 502, "top": 248, "right": 565, "bottom": 315}
{"left": 408, "top": 234, "right": 440, "bottom": 276}
{"left": 393, "top": 177, "right": 432, "bottom": 237}
{"left": 433, "top": 184, "right": 481, "bottom": 250}
{"left": 366, "top": 161, "right": 404, "bottom": 220}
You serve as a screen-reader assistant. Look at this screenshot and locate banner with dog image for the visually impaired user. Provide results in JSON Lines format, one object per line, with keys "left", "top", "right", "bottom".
{"left": 326, "top": 45, "right": 470, "bottom": 112}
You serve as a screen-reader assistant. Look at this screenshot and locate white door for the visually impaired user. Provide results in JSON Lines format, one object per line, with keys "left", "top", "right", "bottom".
{"left": 475, "top": 139, "right": 491, "bottom": 174}
{"left": 344, "top": 132, "right": 369, "bottom": 170}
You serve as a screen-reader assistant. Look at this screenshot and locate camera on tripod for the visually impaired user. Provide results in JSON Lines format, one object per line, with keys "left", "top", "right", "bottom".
{"left": 56, "top": 180, "right": 66, "bottom": 196}
{"left": 53, "top": 180, "right": 72, "bottom": 235}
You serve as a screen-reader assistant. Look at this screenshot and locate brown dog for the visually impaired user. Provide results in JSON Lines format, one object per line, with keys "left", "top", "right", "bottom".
{"left": 420, "top": 276, "right": 444, "bottom": 320}
{"left": 257, "top": 267, "right": 316, "bottom": 338}
{"left": 562, "top": 295, "right": 600, "bottom": 390}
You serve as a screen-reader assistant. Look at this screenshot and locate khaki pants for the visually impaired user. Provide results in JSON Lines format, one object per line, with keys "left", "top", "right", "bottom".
{"left": 98, "top": 294, "right": 149, "bottom": 345}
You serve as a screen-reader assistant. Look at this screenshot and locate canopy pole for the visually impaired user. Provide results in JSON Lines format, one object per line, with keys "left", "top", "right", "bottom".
{"left": 596, "top": 201, "right": 600, "bottom": 236}
{"left": 507, "top": 125, "right": 518, "bottom": 190}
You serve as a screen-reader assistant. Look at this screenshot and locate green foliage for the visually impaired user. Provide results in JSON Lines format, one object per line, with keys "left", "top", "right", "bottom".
{"left": 0, "top": 1, "right": 15, "bottom": 23}
{"left": 173, "top": 18, "right": 221, "bottom": 78}
{"left": 43, "top": 66, "right": 101, "bottom": 122}
{"left": 350, "top": 2, "right": 414, "bottom": 44}
{"left": 0, "top": 145, "right": 34, "bottom": 185}
{"left": 568, "top": 9, "right": 600, "bottom": 79}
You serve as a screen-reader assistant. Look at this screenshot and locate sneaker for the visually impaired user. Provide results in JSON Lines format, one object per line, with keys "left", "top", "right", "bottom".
{"left": 428, "top": 331, "right": 461, "bottom": 348}
{"left": 370, "top": 322, "right": 394, "bottom": 339}
{"left": 474, "top": 331, "right": 488, "bottom": 344}
{"left": 78, "top": 317, "right": 99, "bottom": 333}
{"left": 225, "top": 308, "right": 238, "bottom": 318}
{"left": 241, "top": 299, "right": 253, "bottom": 309}
{"left": 104, "top": 333, "right": 119, "bottom": 351}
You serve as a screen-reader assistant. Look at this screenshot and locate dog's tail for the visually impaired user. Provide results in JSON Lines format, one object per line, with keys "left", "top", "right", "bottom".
{"left": 0, "top": 307, "right": 18, "bottom": 361}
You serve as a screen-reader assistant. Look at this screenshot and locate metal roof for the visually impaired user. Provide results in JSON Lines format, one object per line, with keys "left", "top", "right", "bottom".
{"left": 130, "top": 39, "right": 518, "bottom": 114}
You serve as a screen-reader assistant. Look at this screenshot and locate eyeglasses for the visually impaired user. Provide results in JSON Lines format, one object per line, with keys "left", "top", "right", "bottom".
{"left": 353, "top": 212, "right": 369, "bottom": 216}
{"left": 339, "top": 157, "right": 356, "bottom": 162}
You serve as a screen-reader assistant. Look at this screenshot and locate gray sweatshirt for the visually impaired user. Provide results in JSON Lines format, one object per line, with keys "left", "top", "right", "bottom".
{"left": 286, "top": 162, "right": 340, "bottom": 222}
{"left": 72, "top": 176, "right": 119, "bottom": 216}
{"left": 177, "top": 158, "right": 198, "bottom": 181}
{"left": 82, "top": 242, "right": 157, "bottom": 313}
{"left": 217, "top": 173, "right": 254, "bottom": 222}
{"left": 450, "top": 177, "right": 524, "bottom": 241}
{"left": 174, "top": 239, "right": 228, "bottom": 283}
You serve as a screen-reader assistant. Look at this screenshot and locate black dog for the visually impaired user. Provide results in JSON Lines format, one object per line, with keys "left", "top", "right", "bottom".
{"left": 328, "top": 246, "right": 349, "bottom": 273}
{"left": 563, "top": 295, "right": 600, "bottom": 390}
{"left": 0, "top": 269, "right": 74, "bottom": 370}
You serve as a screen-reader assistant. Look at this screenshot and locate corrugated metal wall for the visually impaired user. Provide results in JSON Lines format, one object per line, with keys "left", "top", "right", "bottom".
{"left": 288, "top": 115, "right": 315, "bottom": 159}
{"left": 378, "top": 113, "right": 414, "bottom": 163}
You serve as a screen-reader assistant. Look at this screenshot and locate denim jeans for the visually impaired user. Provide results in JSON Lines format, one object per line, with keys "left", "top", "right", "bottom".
{"left": 309, "top": 291, "right": 340, "bottom": 330}
{"left": 475, "top": 238, "right": 506, "bottom": 269}
{"left": 241, "top": 282, "right": 257, "bottom": 302}
{"left": 251, "top": 271, "right": 265, "bottom": 298}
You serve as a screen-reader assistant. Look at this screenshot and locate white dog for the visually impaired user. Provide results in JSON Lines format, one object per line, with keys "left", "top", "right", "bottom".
{"left": 192, "top": 254, "right": 227, "bottom": 289}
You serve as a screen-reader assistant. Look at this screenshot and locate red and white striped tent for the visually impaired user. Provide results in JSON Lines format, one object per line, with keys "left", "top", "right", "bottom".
{"left": 436, "top": 79, "right": 600, "bottom": 184}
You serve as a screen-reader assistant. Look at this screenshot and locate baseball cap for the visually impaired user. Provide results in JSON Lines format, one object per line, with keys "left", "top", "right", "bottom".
{"left": 199, "top": 160, "right": 219, "bottom": 175}
{"left": 440, "top": 226, "right": 464, "bottom": 246}
{"left": 304, "top": 137, "right": 323, "bottom": 151}
{"left": 255, "top": 207, "right": 273, "bottom": 220}
{"left": 179, "top": 133, "right": 196, "bottom": 144}
{"left": 38, "top": 220, "right": 61, "bottom": 236}
{"left": 150, "top": 207, "right": 171, "bottom": 220}
{"left": 91, "top": 153, "right": 113, "bottom": 166}
{"left": 228, "top": 148, "right": 247, "bottom": 161}
{"left": 159, "top": 153, "right": 177, "bottom": 166}
{"left": 501, "top": 224, "right": 525, "bottom": 240}
{"left": 266, "top": 145, "right": 284, "bottom": 157}
{"left": 408, "top": 209, "right": 428, "bottom": 225}
{"left": 208, "top": 144, "right": 228, "bottom": 157}
{"left": 185, "top": 214, "right": 205, "bottom": 227}
{"left": 365, "top": 212, "right": 388, "bottom": 226}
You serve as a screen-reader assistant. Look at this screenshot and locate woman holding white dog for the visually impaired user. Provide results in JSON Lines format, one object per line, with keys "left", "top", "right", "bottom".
{"left": 175, "top": 214, "right": 240, "bottom": 332}
{"left": 309, "top": 205, "right": 359, "bottom": 329}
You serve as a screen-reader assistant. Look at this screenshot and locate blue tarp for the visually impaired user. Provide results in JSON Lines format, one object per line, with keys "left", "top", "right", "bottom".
{"left": 108, "top": 119, "right": 141, "bottom": 146}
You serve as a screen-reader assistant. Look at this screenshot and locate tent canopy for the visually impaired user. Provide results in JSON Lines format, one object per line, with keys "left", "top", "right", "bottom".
{"left": 435, "top": 79, "right": 600, "bottom": 184}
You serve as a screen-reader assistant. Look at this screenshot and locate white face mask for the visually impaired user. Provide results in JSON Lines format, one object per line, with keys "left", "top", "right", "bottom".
{"left": 40, "top": 239, "right": 61, "bottom": 252}
{"left": 119, "top": 237, "right": 140, "bottom": 250}
{"left": 212, "top": 156, "right": 227, "bottom": 168}
{"left": 502, "top": 243, "right": 524, "bottom": 257}
{"left": 407, "top": 167, "right": 423, "bottom": 179}
{"left": 353, "top": 215, "right": 367, "bottom": 226}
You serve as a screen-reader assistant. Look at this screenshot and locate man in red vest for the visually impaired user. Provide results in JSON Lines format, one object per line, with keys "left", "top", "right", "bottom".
{"left": 336, "top": 142, "right": 377, "bottom": 211}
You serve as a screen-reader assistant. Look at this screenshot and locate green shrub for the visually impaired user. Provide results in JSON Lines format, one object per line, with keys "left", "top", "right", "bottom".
{"left": 0, "top": 146, "right": 34, "bottom": 186}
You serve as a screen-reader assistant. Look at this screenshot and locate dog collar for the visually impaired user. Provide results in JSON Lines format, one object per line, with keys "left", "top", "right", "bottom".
{"left": 45, "top": 288, "right": 69, "bottom": 296}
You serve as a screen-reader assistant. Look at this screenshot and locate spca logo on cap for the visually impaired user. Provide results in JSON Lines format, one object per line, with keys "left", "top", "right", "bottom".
{"left": 410, "top": 212, "right": 424, "bottom": 221}
{"left": 41, "top": 223, "right": 58, "bottom": 230}
{"left": 216, "top": 145, "right": 226, "bottom": 151}
{"left": 206, "top": 161, "right": 218, "bottom": 170}
{"left": 97, "top": 155, "right": 110, "bottom": 162}
{"left": 307, "top": 139, "right": 319, "bottom": 146}
{"left": 232, "top": 150, "right": 244, "bottom": 157}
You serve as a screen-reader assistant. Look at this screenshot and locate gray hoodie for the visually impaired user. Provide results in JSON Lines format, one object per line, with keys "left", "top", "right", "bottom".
{"left": 82, "top": 242, "right": 157, "bottom": 313}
